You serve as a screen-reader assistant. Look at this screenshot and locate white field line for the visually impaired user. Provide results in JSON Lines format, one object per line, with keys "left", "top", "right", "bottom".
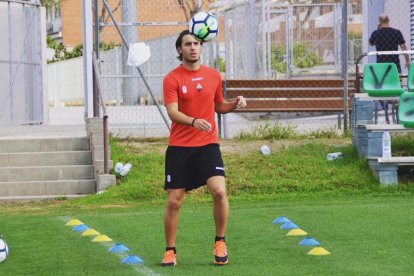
{"left": 58, "top": 216, "right": 160, "bottom": 276}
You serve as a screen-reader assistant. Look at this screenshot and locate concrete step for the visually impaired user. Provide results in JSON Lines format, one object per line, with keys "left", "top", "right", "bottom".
{"left": 0, "top": 137, "right": 90, "bottom": 153}
{"left": 0, "top": 129, "right": 111, "bottom": 200}
{"left": 0, "top": 151, "right": 92, "bottom": 167}
{"left": 0, "top": 125, "right": 86, "bottom": 138}
{"left": 0, "top": 180, "right": 96, "bottom": 197}
{"left": 0, "top": 165, "right": 95, "bottom": 182}
{"left": 0, "top": 194, "right": 87, "bottom": 202}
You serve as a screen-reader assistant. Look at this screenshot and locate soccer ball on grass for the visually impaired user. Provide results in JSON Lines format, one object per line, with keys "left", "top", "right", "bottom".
{"left": 188, "top": 11, "right": 219, "bottom": 42}
{"left": 0, "top": 238, "right": 9, "bottom": 263}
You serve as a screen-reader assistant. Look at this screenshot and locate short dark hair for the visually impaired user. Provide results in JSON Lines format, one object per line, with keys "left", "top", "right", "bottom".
{"left": 175, "top": 30, "right": 203, "bottom": 61}
{"left": 379, "top": 13, "right": 389, "bottom": 24}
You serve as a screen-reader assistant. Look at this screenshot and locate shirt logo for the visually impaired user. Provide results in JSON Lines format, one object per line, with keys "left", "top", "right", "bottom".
{"left": 196, "top": 83, "right": 202, "bottom": 92}
{"left": 182, "top": 86, "right": 187, "bottom": 94}
{"left": 192, "top": 77, "right": 203, "bottom": 81}
{"left": 216, "top": 167, "right": 225, "bottom": 171}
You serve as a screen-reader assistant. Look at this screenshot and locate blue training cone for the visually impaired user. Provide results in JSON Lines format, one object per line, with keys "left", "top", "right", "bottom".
{"left": 72, "top": 224, "right": 89, "bottom": 232}
{"left": 121, "top": 255, "right": 144, "bottom": 264}
{"left": 108, "top": 243, "right": 130, "bottom": 253}
{"left": 272, "top": 216, "right": 291, "bottom": 224}
{"left": 280, "top": 222, "right": 299, "bottom": 230}
{"left": 299, "top": 237, "right": 320, "bottom": 246}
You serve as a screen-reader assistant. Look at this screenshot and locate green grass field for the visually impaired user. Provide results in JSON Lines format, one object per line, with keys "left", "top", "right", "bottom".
{"left": 0, "top": 197, "right": 413, "bottom": 275}
{"left": 1, "top": 136, "right": 414, "bottom": 275}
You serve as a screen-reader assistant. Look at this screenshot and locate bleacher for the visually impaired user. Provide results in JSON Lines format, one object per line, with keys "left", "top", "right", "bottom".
{"left": 352, "top": 62, "right": 414, "bottom": 185}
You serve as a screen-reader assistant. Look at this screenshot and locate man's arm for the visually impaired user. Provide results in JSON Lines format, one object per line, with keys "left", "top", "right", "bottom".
{"left": 369, "top": 31, "right": 376, "bottom": 46}
{"left": 400, "top": 43, "right": 410, "bottom": 68}
{"left": 166, "top": 103, "right": 212, "bottom": 131}
{"left": 369, "top": 38, "right": 374, "bottom": 46}
{"left": 215, "top": 96, "right": 247, "bottom": 114}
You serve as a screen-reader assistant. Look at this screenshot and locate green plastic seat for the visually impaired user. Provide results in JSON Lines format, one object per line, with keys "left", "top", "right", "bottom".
{"left": 407, "top": 63, "right": 414, "bottom": 92}
{"left": 362, "top": 63, "right": 405, "bottom": 96}
{"left": 397, "top": 92, "right": 414, "bottom": 128}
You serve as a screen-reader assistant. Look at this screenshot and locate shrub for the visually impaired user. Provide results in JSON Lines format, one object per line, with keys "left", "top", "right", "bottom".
{"left": 271, "top": 42, "right": 321, "bottom": 73}
{"left": 46, "top": 36, "right": 117, "bottom": 63}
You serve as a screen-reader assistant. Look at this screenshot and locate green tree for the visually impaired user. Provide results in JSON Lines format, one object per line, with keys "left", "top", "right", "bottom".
{"left": 40, "top": 0, "right": 60, "bottom": 17}
{"left": 213, "top": 58, "right": 226, "bottom": 72}
{"left": 348, "top": 32, "right": 362, "bottom": 62}
{"left": 270, "top": 42, "right": 321, "bottom": 73}
{"left": 293, "top": 42, "right": 321, "bottom": 68}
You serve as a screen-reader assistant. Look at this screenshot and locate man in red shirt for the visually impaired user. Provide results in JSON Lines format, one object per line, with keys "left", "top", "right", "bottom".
{"left": 161, "top": 30, "right": 246, "bottom": 266}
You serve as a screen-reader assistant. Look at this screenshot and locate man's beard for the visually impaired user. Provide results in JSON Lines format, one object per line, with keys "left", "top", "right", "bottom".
{"left": 186, "top": 57, "right": 200, "bottom": 64}
{"left": 187, "top": 58, "right": 200, "bottom": 63}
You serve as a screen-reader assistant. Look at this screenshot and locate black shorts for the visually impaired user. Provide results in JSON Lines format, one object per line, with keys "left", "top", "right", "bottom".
{"left": 164, "top": 143, "right": 225, "bottom": 191}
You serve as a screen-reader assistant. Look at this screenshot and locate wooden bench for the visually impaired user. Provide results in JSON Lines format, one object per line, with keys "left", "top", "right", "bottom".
{"left": 224, "top": 79, "right": 356, "bottom": 113}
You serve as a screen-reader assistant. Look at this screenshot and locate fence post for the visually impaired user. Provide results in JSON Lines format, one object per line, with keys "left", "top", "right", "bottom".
{"left": 93, "top": 0, "right": 99, "bottom": 59}
{"left": 82, "top": 0, "right": 94, "bottom": 119}
{"left": 341, "top": 0, "right": 349, "bottom": 131}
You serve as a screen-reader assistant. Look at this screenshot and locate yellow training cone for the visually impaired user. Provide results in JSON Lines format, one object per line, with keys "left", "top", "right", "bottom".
{"left": 307, "top": 247, "right": 331, "bottom": 256}
{"left": 286, "top": 228, "right": 308, "bottom": 236}
{"left": 92, "top": 235, "right": 112, "bottom": 242}
{"left": 65, "top": 219, "right": 83, "bottom": 226}
{"left": 81, "top": 229, "right": 100, "bottom": 236}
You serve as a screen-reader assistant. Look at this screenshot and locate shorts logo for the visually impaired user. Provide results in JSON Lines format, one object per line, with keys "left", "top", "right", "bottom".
{"left": 182, "top": 86, "right": 187, "bottom": 94}
{"left": 167, "top": 175, "right": 171, "bottom": 182}
{"left": 216, "top": 167, "right": 225, "bottom": 171}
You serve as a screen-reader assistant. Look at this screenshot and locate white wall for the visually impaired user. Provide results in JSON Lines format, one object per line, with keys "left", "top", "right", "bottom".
{"left": 47, "top": 57, "right": 84, "bottom": 106}
{"left": 385, "top": 0, "right": 410, "bottom": 50}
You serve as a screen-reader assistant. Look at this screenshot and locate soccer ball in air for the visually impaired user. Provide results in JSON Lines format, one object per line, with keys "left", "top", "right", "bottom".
{"left": 0, "top": 238, "right": 9, "bottom": 263}
{"left": 189, "top": 11, "right": 219, "bottom": 42}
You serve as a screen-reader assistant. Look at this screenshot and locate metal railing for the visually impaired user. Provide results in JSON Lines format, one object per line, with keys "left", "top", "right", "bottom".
{"left": 92, "top": 53, "right": 109, "bottom": 174}
{"left": 355, "top": 50, "right": 414, "bottom": 124}
{"left": 355, "top": 50, "right": 414, "bottom": 93}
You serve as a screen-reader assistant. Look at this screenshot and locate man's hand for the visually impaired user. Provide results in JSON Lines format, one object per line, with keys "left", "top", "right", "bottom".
{"left": 192, "top": 118, "right": 212, "bottom": 132}
{"left": 215, "top": 96, "right": 247, "bottom": 114}
{"left": 234, "top": 96, "right": 247, "bottom": 110}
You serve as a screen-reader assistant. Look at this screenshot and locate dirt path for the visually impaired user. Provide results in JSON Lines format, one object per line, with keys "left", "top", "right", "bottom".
{"left": 122, "top": 138, "right": 350, "bottom": 155}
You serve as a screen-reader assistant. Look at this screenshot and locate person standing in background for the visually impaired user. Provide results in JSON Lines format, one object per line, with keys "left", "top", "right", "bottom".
{"left": 369, "top": 13, "right": 409, "bottom": 73}
{"left": 369, "top": 13, "right": 410, "bottom": 122}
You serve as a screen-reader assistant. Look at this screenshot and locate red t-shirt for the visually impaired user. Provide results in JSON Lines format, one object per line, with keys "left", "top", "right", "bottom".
{"left": 163, "top": 65, "right": 224, "bottom": 147}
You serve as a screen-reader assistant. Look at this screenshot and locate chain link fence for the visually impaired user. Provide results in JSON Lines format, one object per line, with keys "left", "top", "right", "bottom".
{"left": 96, "top": 0, "right": 211, "bottom": 137}
{"left": 215, "top": 1, "right": 358, "bottom": 138}
{"left": 2, "top": 0, "right": 410, "bottom": 137}
{"left": 0, "top": 0, "right": 44, "bottom": 126}
{"left": 88, "top": 0, "right": 410, "bottom": 137}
